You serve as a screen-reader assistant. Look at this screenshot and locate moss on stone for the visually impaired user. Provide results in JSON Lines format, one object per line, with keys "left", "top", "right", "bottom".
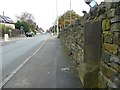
{"left": 100, "top": 61, "right": 118, "bottom": 82}
{"left": 102, "top": 19, "right": 111, "bottom": 31}
{"left": 98, "top": 72, "right": 107, "bottom": 88}
{"left": 78, "top": 63, "right": 100, "bottom": 88}
{"left": 107, "top": 9, "right": 115, "bottom": 18}
{"left": 103, "top": 43, "right": 118, "bottom": 54}
{"left": 103, "top": 31, "right": 113, "bottom": 43}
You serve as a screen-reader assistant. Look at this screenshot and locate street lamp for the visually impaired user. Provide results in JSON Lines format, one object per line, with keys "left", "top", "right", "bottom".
{"left": 84, "top": 0, "right": 98, "bottom": 18}
{"left": 70, "top": 0, "right": 72, "bottom": 25}
{"left": 64, "top": 11, "right": 66, "bottom": 30}
{"left": 84, "top": 0, "right": 98, "bottom": 7}
{"left": 3, "top": 11, "right": 6, "bottom": 34}
{"left": 3, "top": 11, "right": 9, "bottom": 41}
{"left": 56, "top": 0, "right": 59, "bottom": 36}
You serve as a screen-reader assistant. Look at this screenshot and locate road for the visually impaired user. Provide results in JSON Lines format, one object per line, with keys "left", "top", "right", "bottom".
{"left": 1, "top": 34, "right": 50, "bottom": 83}
{"left": 1, "top": 35, "right": 82, "bottom": 88}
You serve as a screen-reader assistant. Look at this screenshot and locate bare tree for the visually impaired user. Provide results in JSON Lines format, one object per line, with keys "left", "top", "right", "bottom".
{"left": 16, "top": 12, "right": 35, "bottom": 22}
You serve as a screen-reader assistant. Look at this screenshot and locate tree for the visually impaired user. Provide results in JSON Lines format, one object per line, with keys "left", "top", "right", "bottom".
{"left": 15, "top": 20, "right": 30, "bottom": 33}
{"left": 15, "top": 12, "right": 37, "bottom": 33}
{"left": 58, "top": 10, "right": 81, "bottom": 28}
{"left": 15, "top": 20, "right": 21, "bottom": 29}
{"left": 16, "top": 12, "right": 35, "bottom": 22}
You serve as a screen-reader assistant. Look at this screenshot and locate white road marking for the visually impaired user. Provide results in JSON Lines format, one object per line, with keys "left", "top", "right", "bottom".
{"left": 0, "top": 37, "right": 49, "bottom": 88}
{"left": 61, "top": 68, "right": 70, "bottom": 71}
{"left": 32, "top": 40, "right": 47, "bottom": 56}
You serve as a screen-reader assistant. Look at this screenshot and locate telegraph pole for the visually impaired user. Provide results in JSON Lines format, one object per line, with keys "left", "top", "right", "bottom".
{"left": 64, "top": 11, "right": 66, "bottom": 29}
{"left": 3, "top": 11, "right": 5, "bottom": 33}
{"left": 70, "top": 0, "right": 72, "bottom": 25}
{"left": 56, "top": 0, "right": 59, "bottom": 36}
{"left": 3, "top": 11, "right": 9, "bottom": 41}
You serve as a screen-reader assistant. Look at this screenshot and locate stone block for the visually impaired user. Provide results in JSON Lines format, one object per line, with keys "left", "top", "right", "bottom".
{"left": 97, "top": 4, "right": 106, "bottom": 16}
{"left": 101, "top": 62, "right": 118, "bottom": 81}
{"left": 113, "top": 76, "right": 119, "bottom": 87}
{"left": 113, "top": 32, "right": 120, "bottom": 45}
{"left": 105, "top": 2, "right": 119, "bottom": 10}
{"left": 118, "top": 74, "right": 120, "bottom": 88}
{"left": 107, "top": 79, "right": 118, "bottom": 88}
{"left": 110, "top": 55, "right": 120, "bottom": 64}
{"left": 111, "top": 16, "right": 120, "bottom": 23}
{"left": 105, "top": 2, "right": 112, "bottom": 10}
{"left": 101, "top": 50, "right": 111, "bottom": 63}
{"left": 107, "top": 9, "right": 115, "bottom": 18}
{"left": 103, "top": 43, "right": 118, "bottom": 54}
{"left": 102, "top": 19, "right": 111, "bottom": 31}
{"left": 111, "top": 23, "right": 120, "bottom": 32}
{"left": 98, "top": 72, "right": 107, "bottom": 88}
{"left": 115, "top": 6, "right": 120, "bottom": 16}
{"left": 108, "top": 62, "right": 120, "bottom": 73}
{"left": 77, "top": 49, "right": 84, "bottom": 63}
{"left": 78, "top": 63, "right": 100, "bottom": 88}
{"left": 98, "top": 13, "right": 107, "bottom": 20}
{"left": 103, "top": 31, "right": 113, "bottom": 43}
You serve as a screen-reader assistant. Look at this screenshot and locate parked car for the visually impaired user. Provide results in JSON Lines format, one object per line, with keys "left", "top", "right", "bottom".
{"left": 26, "top": 31, "right": 35, "bottom": 37}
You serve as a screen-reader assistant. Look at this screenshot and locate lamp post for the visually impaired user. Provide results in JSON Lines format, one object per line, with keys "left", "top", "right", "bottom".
{"left": 56, "top": 0, "right": 59, "bottom": 36}
{"left": 3, "top": 11, "right": 5, "bottom": 33}
{"left": 3, "top": 11, "right": 9, "bottom": 41}
{"left": 84, "top": 0, "right": 98, "bottom": 19}
{"left": 64, "top": 11, "right": 66, "bottom": 30}
{"left": 70, "top": 0, "right": 72, "bottom": 25}
{"left": 54, "top": 21, "right": 56, "bottom": 35}
{"left": 84, "top": 0, "right": 98, "bottom": 7}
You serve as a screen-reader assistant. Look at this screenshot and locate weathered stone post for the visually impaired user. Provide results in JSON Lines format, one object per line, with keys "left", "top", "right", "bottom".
{"left": 79, "top": 21, "right": 102, "bottom": 88}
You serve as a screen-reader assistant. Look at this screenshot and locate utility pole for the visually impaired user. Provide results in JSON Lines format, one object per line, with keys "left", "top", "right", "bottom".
{"left": 56, "top": 0, "right": 59, "bottom": 36}
{"left": 3, "top": 11, "right": 9, "bottom": 41}
{"left": 70, "top": 0, "right": 72, "bottom": 25}
{"left": 54, "top": 22, "right": 55, "bottom": 35}
{"left": 3, "top": 11, "right": 5, "bottom": 33}
{"left": 64, "top": 11, "right": 66, "bottom": 30}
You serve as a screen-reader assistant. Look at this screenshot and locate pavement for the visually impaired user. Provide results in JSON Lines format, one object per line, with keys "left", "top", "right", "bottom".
{"left": 0, "top": 35, "right": 26, "bottom": 46}
{"left": 2, "top": 36, "right": 82, "bottom": 88}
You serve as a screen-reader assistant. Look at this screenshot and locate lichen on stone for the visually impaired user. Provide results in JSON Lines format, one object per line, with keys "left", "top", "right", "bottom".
{"left": 102, "top": 19, "right": 111, "bottom": 31}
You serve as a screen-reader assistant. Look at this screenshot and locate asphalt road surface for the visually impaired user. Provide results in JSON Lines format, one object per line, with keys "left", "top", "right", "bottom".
{"left": 1, "top": 35, "right": 50, "bottom": 83}
{"left": 1, "top": 35, "right": 82, "bottom": 88}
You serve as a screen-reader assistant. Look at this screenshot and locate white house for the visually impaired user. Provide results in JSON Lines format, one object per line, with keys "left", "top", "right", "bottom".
{"left": 0, "top": 15, "right": 15, "bottom": 29}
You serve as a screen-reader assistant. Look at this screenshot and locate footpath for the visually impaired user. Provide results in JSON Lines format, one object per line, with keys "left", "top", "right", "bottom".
{"left": 0, "top": 35, "right": 27, "bottom": 46}
{"left": 2, "top": 36, "right": 82, "bottom": 88}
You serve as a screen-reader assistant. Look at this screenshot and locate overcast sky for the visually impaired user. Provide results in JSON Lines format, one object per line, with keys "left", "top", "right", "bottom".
{"left": 0, "top": 0, "right": 104, "bottom": 30}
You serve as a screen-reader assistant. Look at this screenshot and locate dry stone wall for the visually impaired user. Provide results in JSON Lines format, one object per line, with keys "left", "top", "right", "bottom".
{"left": 59, "top": 1, "right": 120, "bottom": 88}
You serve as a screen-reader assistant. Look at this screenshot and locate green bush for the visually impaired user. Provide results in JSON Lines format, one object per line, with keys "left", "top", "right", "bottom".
{"left": 0, "top": 24, "right": 13, "bottom": 34}
{"left": 0, "top": 24, "right": 2, "bottom": 29}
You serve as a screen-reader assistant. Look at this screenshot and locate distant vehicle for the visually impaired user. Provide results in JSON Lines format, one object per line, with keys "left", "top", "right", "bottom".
{"left": 26, "top": 31, "right": 35, "bottom": 37}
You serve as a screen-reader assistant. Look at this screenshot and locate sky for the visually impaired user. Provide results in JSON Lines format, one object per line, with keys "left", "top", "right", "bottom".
{"left": 0, "top": 0, "right": 104, "bottom": 30}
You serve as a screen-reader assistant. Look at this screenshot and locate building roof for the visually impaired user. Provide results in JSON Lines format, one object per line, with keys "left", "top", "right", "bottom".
{"left": 0, "top": 15, "right": 14, "bottom": 24}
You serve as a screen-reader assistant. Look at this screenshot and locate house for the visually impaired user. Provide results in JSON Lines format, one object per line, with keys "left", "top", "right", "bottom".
{"left": 0, "top": 15, "right": 15, "bottom": 29}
